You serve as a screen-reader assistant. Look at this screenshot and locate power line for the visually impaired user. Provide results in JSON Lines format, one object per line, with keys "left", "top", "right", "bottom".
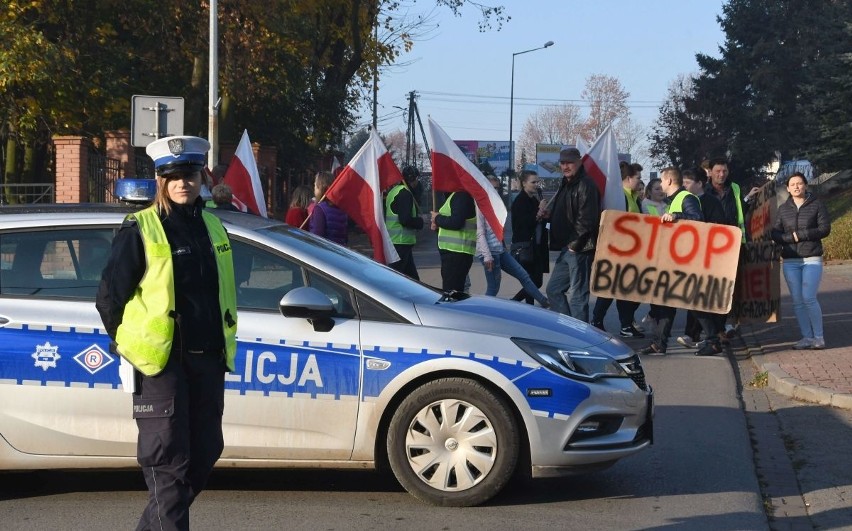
{"left": 419, "top": 90, "right": 663, "bottom": 107}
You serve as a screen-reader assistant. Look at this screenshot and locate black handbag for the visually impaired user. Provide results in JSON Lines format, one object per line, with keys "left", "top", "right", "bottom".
{"left": 510, "top": 241, "right": 534, "bottom": 265}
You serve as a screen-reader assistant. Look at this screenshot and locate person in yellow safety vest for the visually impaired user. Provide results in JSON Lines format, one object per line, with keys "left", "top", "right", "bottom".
{"left": 385, "top": 166, "right": 424, "bottom": 280}
{"left": 431, "top": 190, "right": 476, "bottom": 293}
{"left": 591, "top": 161, "right": 646, "bottom": 337}
{"left": 641, "top": 177, "right": 667, "bottom": 216}
{"left": 96, "top": 135, "right": 238, "bottom": 531}
{"left": 705, "top": 158, "right": 760, "bottom": 337}
{"left": 640, "top": 167, "right": 703, "bottom": 356}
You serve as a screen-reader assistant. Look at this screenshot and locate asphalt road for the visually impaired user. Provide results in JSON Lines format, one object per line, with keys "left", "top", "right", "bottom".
{"left": 0, "top": 353, "right": 767, "bottom": 530}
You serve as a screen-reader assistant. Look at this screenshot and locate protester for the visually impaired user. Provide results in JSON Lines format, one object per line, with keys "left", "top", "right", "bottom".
{"left": 591, "top": 161, "right": 644, "bottom": 337}
{"left": 641, "top": 178, "right": 667, "bottom": 215}
{"left": 386, "top": 166, "right": 425, "bottom": 280}
{"left": 705, "top": 158, "right": 760, "bottom": 337}
{"left": 476, "top": 175, "right": 549, "bottom": 306}
{"left": 771, "top": 172, "right": 831, "bottom": 350}
{"left": 680, "top": 168, "right": 728, "bottom": 356}
{"left": 544, "top": 147, "right": 601, "bottom": 321}
{"left": 96, "top": 136, "right": 238, "bottom": 530}
{"left": 211, "top": 183, "right": 240, "bottom": 211}
{"left": 640, "top": 167, "right": 703, "bottom": 355}
{"left": 431, "top": 189, "right": 477, "bottom": 293}
{"left": 309, "top": 171, "right": 349, "bottom": 246}
{"left": 510, "top": 169, "right": 550, "bottom": 304}
{"left": 285, "top": 185, "right": 312, "bottom": 228}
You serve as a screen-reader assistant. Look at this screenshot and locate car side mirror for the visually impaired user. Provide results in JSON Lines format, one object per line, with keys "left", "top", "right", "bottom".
{"left": 279, "top": 287, "right": 335, "bottom": 332}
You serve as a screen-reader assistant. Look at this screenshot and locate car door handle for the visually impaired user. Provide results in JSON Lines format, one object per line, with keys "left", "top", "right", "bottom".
{"left": 0, "top": 316, "right": 8, "bottom": 326}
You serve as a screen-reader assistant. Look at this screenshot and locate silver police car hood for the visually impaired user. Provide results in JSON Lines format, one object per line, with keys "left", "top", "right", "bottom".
{"left": 413, "top": 295, "right": 632, "bottom": 355}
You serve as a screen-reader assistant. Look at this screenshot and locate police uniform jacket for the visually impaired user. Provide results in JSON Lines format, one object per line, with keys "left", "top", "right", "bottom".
{"left": 96, "top": 199, "right": 226, "bottom": 354}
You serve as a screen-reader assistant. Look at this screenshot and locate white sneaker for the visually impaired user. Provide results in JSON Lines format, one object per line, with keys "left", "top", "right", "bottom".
{"left": 811, "top": 337, "right": 826, "bottom": 350}
{"left": 676, "top": 336, "right": 696, "bottom": 348}
{"left": 793, "top": 338, "right": 814, "bottom": 349}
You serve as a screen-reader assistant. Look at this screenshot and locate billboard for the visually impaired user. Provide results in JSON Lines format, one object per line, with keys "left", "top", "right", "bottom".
{"left": 454, "top": 141, "right": 511, "bottom": 176}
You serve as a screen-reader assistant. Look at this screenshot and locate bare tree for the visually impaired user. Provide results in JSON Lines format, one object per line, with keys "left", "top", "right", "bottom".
{"left": 580, "top": 74, "right": 630, "bottom": 141}
{"left": 516, "top": 103, "right": 584, "bottom": 170}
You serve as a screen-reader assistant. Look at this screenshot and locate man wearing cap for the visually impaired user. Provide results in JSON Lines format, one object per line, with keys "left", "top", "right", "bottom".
{"left": 96, "top": 136, "right": 238, "bottom": 530}
{"left": 385, "top": 166, "right": 424, "bottom": 280}
{"left": 544, "top": 147, "right": 601, "bottom": 321}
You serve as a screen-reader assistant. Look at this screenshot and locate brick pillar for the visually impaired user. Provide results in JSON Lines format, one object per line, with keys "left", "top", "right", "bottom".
{"left": 105, "top": 130, "right": 134, "bottom": 177}
{"left": 53, "top": 136, "right": 91, "bottom": 203}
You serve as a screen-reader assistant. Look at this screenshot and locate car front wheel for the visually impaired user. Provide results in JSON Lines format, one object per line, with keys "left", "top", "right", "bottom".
{"left": 387, "top": 377, "right": 520, "bottom": 506}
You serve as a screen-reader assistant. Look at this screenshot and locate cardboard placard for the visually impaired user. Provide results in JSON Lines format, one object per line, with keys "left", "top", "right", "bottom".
{"left": 592, "top": 210, "right": 742, "bottom": 314}
{"left": 735, "top": 181, "right": 781, "bottom": 323}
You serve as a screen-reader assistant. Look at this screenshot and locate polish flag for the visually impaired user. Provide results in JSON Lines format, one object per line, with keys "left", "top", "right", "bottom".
{"left": 583, "top": 124, "right": 625, "bottom": 212}
{"left": 428, "top": 117, "right": 508, "bottom": 241}
{"left": 325, "top": 130, "right": 401, "bottom": 264}
{"left": 331, "top": 156, "right": 343, "bottom": 177}
{"left": 222, "top": 130, "right": 268, "bottom": 217}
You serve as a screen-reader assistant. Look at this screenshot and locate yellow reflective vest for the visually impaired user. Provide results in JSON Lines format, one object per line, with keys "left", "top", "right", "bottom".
{"left": 385, "top": 184, "right": 416, "bottom": 245}
{"left": 437, "top": 193, "right": 476, "bottom": 255}
{"left": 115, "top": 206, "right": 238, "bottom": 376}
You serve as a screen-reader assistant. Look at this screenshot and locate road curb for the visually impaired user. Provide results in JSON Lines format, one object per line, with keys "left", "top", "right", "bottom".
{"left": 738, "top": 327, "right": 852, "bottom": 411}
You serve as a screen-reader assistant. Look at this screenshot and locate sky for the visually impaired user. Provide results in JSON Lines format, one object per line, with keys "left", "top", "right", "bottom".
{"left": 360, "top": 0, "right": 728, "bottom": 155}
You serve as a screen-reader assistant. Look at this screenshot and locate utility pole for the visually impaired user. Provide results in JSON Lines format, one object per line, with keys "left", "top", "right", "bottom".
{"left": 208, "top": 0, "right": 219, "bottom": 168}
{"left": 404, "top": 91, "right": 430, "bottom": 170}
{"left": 372, "top": 23, "right": 378, "bottom": 131}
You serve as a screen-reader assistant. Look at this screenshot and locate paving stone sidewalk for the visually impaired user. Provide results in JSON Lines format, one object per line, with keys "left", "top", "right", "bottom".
{"left": 737, "top": 262, "right": 852, "bottom": 410}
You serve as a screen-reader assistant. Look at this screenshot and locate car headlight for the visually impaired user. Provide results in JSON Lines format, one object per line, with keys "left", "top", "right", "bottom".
{"left": 512, "top": 338, "right": 628, "bottom": 382}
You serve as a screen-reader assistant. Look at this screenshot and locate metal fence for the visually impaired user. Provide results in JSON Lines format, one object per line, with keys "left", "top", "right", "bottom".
{"left": 87, "top": 150, "right": 122, "bottom": 202}
{"left": 0, "top": 183, "right": 55, "bottom": 205}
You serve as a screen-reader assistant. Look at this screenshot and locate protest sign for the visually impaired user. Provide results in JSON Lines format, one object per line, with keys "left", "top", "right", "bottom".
{"left": 592, "top": 210, "right": 742, "bottom": 313}
{"left": 735, "top": 181, "right": 781, "bottom": 323}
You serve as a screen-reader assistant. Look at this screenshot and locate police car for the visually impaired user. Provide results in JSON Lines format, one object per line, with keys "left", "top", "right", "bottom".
{"left": 0, "top": 203, "right": 652, "bottom": 507}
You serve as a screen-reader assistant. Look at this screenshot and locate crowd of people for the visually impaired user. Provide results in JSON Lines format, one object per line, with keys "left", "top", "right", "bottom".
{"left": 274, "top": 150, "right": 831, "bottom": 357}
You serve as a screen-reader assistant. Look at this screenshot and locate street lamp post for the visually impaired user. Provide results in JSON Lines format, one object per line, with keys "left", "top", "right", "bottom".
{"left": 509, "top": 40, "right": 554, "bottom": 178}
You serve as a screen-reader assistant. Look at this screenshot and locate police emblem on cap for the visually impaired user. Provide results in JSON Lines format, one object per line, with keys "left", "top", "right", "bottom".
{"left": 167, "top": 138, "right": 185, "bottom": 155}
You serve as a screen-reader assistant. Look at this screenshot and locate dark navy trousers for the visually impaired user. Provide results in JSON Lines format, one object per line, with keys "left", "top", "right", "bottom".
{"left": 132, "top": 348, "right": 225, "bottom": 531}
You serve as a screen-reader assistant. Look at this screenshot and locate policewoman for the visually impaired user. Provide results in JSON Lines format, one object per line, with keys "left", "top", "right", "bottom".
{"left": 96, "top": 136, "right": 237, "bottom": 530}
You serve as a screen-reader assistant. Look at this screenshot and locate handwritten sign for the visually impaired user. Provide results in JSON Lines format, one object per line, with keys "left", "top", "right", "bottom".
{"left": 592, "top": 210, "right": 742, "bottom": 313}
{"left": 735, "top": 181, "right": 781, "bottom": 323}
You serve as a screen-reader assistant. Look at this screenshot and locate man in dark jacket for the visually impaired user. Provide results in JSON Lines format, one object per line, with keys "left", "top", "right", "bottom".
{"left": 431, "top": 190, "right": 477, "bottom": 293}
{"left": 386, "top": 166, "right": 424, "bottom": 280}
{"left": 544, "top": 147, "right": 601, "bottom": 321}
{"left": 680, "top": 169, "right": 728, "bottom": 356}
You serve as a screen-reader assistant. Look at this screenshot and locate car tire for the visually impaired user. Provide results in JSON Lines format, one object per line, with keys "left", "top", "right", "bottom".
{"left": 387, "top": 377, "right": 519, "bottom": 507}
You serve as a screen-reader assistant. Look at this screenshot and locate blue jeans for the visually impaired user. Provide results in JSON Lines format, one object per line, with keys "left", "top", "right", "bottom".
{"left": 479, "top": 251, "right": 547, "bottom": 305}
{"left": 782, "top": 257, "right": 824, "bottom": 339}
{"left": 546, "top": 250, "right": 593, "bottom": 321}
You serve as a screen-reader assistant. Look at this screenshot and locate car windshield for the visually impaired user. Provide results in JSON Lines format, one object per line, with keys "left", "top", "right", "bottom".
{"left": 257, "top": 225, "right": 443, "bottom": 304}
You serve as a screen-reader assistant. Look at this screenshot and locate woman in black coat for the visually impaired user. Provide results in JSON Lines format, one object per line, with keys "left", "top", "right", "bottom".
{"left": 510, "top": 170, "right": 550, "bottom": 304}
{"left": 771, "top": 172, "right": 831, "bottom": 350}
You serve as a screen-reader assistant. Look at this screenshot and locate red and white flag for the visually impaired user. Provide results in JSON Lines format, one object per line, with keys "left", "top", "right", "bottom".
{"left": 428, "top": 117, "right": 508, "bottom": 241}
{"left": 583, "top": 124, "right": 625, "bottom": 212}
{"left": 222, "top": 130, "right": 268, "bottom": 217}
{"left": 325, "top": 130, "right": 401, "bottom": 264}
{"left": 331, "top": 156, "right": 343, "bottom": 177}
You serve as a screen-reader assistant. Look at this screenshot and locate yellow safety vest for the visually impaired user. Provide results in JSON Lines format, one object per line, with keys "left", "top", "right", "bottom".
{"left": 668, "top": 189, "right": 699, "bottom": 214}
{"left": 385, "top": 184, "right": 416, "bottom": 245}
{"left": 730, "top": 182, "right": 746, "bottom": 242}
{"left": 115, "top": 206, "right": 238, "bottom": 376}
{"left": 437, "top": 193, "right": 476, "bottom": 255}
{"left": 623, "top": 187, "right": 640, "bottom": 213}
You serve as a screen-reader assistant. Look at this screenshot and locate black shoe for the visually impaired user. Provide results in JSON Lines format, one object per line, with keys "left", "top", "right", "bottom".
{"left": 620, "top": 325, "right": 645, "bottom": 338}
{"left": 591, "top": 321, "right": 606, "bottom": 331}
{"left": 695, "top": 342, "right": 723, "bottom": 356}
{"left": 640, "top": 343, "right": 665, "bottom": 356}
